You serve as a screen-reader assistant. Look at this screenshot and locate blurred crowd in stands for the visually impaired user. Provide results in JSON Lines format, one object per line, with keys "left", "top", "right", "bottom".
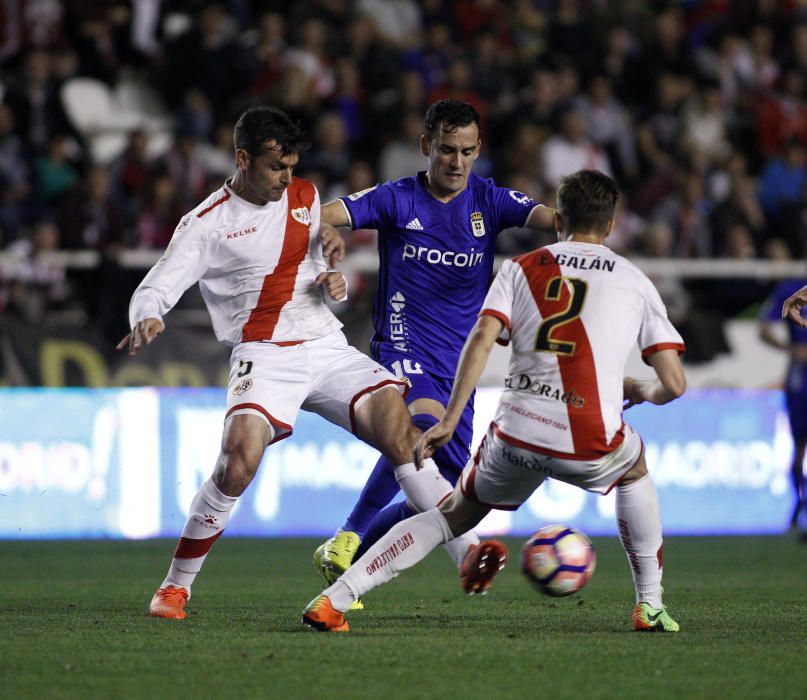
{"left": 0, "top": 0, "right": 806, "bottom": 361}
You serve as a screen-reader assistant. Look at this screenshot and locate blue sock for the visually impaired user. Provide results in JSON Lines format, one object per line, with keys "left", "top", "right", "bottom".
{"left": 342, "top": 455, "right": 401, "bottom": 538}
{"left": 355, "top": 500, "right": 416, "bottom": 560}
{"left": 342, "top": 413, "right": 441, "bottom": 539}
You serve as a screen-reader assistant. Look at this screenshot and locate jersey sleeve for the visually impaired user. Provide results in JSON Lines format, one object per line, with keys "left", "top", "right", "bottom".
{"left": 480, "top": 259, "right": 515, "bottom": 346}
{"left": 637, "top": 275, "right": 686, "bottom": 363}
{"left": 128, "top": 214, "right": 210, "bottom": 328}
{"left": 489, "top": 185, "right": 541, "bottom": 230}
{"left": 339, "top": 183, "right": 396, "bottom": 230}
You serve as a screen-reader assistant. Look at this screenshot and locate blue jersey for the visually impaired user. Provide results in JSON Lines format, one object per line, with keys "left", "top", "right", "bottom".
{"left": 760, "top": 280, "right": 807, "bottom": 344}
{"left": 341, "top": 172, "right": 538, "bottom": 378}
{"left": 761, "top": 280, "right": 807, "bottom": 405}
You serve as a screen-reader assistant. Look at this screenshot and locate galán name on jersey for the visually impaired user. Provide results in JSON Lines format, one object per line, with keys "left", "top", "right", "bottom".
{"left": 539, "top": 252, "right": 616, "bottom": 271}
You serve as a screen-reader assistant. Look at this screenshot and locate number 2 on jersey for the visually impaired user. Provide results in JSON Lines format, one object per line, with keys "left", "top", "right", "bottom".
{"left": 535, "top": 277, "right": 588, "bottom": 355}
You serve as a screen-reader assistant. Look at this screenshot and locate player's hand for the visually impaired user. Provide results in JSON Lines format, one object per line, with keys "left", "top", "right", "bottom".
{"left": 320, "top": 223, "right": 346, "bottom": 267}
{"left": 622, "top": 377, "right": 648, "bottom": 410}
{"left": 414, "top": 421, "right": 455, "bottom": 468}
{"left": 782, "top": 285, "right": 807, "bottom": 327}
{"left": 115, "top": 317, "right": 164, "bottom": 356}
{"left": 316, "top": 271, "right": 347, "bottom": 302}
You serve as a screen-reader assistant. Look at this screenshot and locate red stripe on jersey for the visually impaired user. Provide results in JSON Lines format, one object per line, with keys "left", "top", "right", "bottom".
{"left": 641, "top": 342, "right": 686, "bottom": 365}
{"left": 515, "top": 249, "right": 620, "bottom": 457}
{"left": 174, "top": 531, "right": 223, "bottom": 559}
{"left": 197, "top": 191, "right": 231, "bottom": 218}
{"left": 241, "top": 179, "right": 315, "bottom": 342}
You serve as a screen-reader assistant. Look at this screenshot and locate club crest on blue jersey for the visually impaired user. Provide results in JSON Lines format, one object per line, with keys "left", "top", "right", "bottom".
{"left": 471, "top": 211, "right": 486, "bottom": 238}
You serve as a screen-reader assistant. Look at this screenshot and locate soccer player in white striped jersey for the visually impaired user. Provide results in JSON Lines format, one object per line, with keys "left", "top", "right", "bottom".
{"left": 118, "top": 106, "right": 461, "bottom": 620}
{"left": 302, "top": 169, "right": 686, "bottom": 633}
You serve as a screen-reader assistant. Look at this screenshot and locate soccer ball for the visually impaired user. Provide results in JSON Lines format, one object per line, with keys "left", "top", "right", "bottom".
{"left": 521, "top": 524, "right": 596, "bottom": 597}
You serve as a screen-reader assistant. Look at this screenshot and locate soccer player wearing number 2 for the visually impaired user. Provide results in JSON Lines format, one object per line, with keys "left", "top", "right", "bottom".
{"left": 313, "top": 100, "right": 557, "bottom": 597}
{"left": 303, "top": 170, "right": 686, "bottom": 633}
{"left": 118, "top": 107, "right": 461, "bottom": 620}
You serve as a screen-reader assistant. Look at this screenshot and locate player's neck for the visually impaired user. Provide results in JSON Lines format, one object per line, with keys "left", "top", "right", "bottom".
{"left": 228, "top": 174, "right": 268, "bottom": 206}
{"left": 424, "top": 173, "right": 467, "bottom": 203}
{"left": 564, "top": 232, "right": 606, "bottom": 246}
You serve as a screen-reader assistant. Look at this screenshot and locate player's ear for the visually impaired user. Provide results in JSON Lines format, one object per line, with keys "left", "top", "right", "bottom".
{"left": 419, "top": 135, "right": 430, "bottom": 157}
{"left": 554, "top": 211, "right": 564, "bottom": 239}
{"left": 235, "top": 148, "right": 250, "bottom": 171}
{"left": 603, "top": 218, "right": 614, "bottom": 239}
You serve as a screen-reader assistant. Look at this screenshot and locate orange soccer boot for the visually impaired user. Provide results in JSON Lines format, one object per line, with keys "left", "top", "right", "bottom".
{"left": 148, "top": 586, "right": 189, "bottom": 619}
{"left": 301, "top": 594, "right": 350, "bottom": 632}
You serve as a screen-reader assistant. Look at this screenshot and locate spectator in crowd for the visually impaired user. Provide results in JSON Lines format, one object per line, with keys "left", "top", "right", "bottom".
{"left": 540, "top": 107, "right": 611, "bottom": 188}
{"left": 0, "top": 104, "right": 31, "bottom": 244}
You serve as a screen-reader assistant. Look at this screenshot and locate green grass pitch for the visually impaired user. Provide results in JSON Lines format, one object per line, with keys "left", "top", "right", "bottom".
{"left": 1, "top": 535, "right": 806, "bottom": 699}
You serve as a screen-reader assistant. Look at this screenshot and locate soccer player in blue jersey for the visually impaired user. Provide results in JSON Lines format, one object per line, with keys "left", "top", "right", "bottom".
{"left": 313, "top": 99, "right": 556, "bottom": 597}
{"left": 762, "top": 280, "right": 807, "bottom": 529}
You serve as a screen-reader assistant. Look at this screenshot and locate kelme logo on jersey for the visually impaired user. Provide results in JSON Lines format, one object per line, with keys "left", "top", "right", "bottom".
{"left": 504, "top": 373, "right": 585, "bottom": 408}
{"left": 470, "top": 211, "right": 486, "bottom": 238}
{"left": 402, "top": 244, "right": 484, "bottom": 268}
{"left": 291, "top": 207, "right": 311, "bottom": 225}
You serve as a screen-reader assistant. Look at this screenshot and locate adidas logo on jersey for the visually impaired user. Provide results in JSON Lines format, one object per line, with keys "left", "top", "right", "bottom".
{"left": 405, "top": 218, "right": 424, "bottom": 231}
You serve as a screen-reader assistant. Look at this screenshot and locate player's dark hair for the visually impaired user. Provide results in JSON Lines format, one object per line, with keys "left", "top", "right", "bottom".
{"left": 556, "top": 170, "right": 620, "bottom": 235}
{"left": 424, "top": 99, "right": 480, "bottom": 141}
{"left": 233, "top": 106, "right": 309, "bottom": 158}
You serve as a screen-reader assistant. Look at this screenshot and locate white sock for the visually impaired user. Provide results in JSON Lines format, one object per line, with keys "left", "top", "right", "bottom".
{"left": 161, "top": 478, "right": 238, "bottom": 592}
{"left": 444, "top": 531, "right": 480, "bottom": 569}
{"left": 394, "top": 459, "right": 477, "bottom": 569}
{"left": 325, "top": 508, "right": 453, "bottom": 612}
{"left": 616, "top": 475, "right": 664, "bottom": 608}
{"left": 394, "top": 459, "right": 453, "bottom": 512}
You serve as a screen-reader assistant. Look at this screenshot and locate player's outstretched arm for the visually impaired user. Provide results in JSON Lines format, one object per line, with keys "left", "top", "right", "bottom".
{"left": 321, "top": 199, "right": 352, "bottom": 229}
{"left": 116, "top": 317, "right": 165, "bottom": 356}
{"left": 782, "top": 284, "right": 807, "bottom": 328}
{"left": 415, "top": 315, "right": 503, "bottom": 465}
{"left": 623, "top": 349, "right": 686, "bottom": 409}
{"left": 525, "top": 204, "right": 557, "bottom": 230}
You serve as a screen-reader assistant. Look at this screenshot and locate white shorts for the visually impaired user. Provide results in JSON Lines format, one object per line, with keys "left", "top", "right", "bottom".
{"left": 225, "top": 330, "right": 407, "bottom": 443}
{"left": 460, "top": 422, "right": 644, "bottom": 510}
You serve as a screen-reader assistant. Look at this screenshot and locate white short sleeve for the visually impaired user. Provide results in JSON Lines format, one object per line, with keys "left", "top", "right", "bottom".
{"left": 480, "top": 259, "right": 515, "bottom": 345}
{"left": 637, "top": 276, "right": 685, "bottom": 363}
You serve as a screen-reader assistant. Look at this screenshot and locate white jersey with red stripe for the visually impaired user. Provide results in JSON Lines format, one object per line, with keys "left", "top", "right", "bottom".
{"left": 128, "top": 178, "right": 342, "bottom": 346}
{"left": 480, "top": 241, "right": 685, "bottom": 459}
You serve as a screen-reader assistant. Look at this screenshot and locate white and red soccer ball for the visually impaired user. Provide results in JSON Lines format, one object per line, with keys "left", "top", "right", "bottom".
{"left": 521, "top": 524, "right": 596, "bottom": 597}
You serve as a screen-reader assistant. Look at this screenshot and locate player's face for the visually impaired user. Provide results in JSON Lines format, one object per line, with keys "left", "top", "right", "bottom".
{"left": 421, "top": 123, "right": 480, "bottom": 200}
{"left": 236, "top": 140, "right": 299, "bottom": 204}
